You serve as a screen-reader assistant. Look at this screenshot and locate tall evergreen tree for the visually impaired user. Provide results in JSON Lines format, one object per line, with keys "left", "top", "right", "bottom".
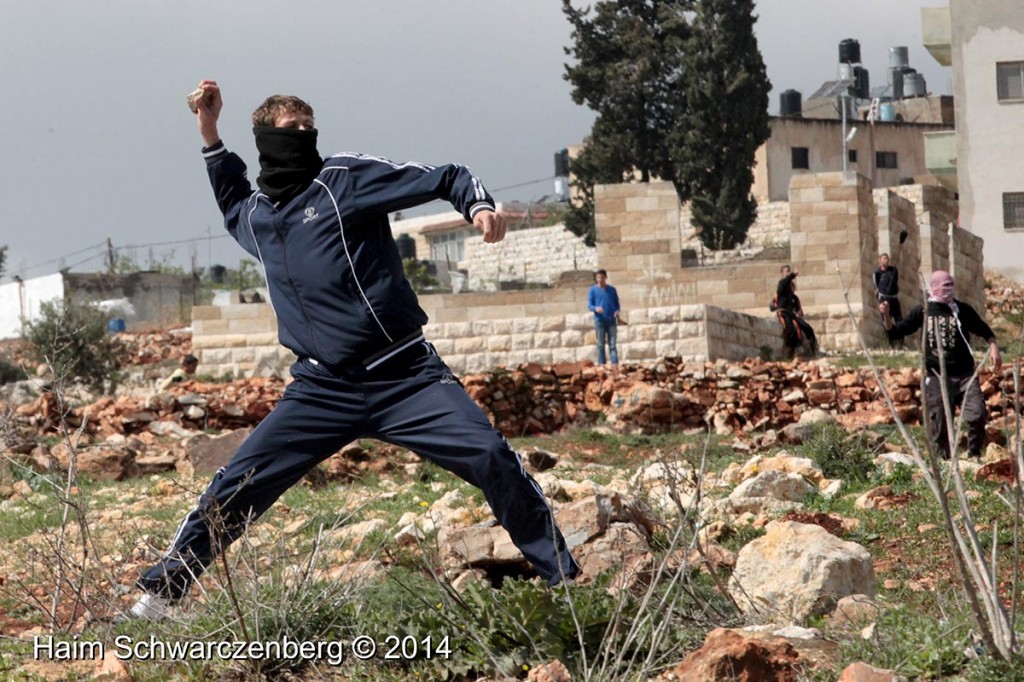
{"left": 562, "top": 0, "right": 691, "bottom": 244}
{"left": 0, "top": 245, "right": 7, "bottom": 283}
{"left": 674, "top": 0, "right": 771, "bottom": 250}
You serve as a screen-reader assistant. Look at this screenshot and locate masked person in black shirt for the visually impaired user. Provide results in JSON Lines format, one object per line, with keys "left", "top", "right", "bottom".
{"left": 881, "top": 270, "right": 1001, "bottom": 459}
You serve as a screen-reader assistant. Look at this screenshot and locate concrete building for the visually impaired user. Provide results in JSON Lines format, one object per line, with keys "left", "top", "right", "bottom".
{"left": 753, "top": 116, "right": 951, "bottom": 203}
{"left": 922, "top": 2, "right": 1024, "bottom": 281}
{"left": 0, "top": 271, "right": 196, "bottom": 340}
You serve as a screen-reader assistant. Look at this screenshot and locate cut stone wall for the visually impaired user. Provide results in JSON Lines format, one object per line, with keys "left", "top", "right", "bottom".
{"left": 460, "top": 224, "right": 596, "bottom": 291}
{"left": 191, "top": 304, "right": 294, "bottom": 378}
{"left": 194, "top": 301, "right": 784, "bottom": 378}
{"left": 678, "top": 200, "right": 791, "bottom": 264}
{"left": 874, "top": 189, "right": 924, "bottom": 313}
{"left": 951, "top": 226, "right": 985, "bottom": 313}
{"left": 788, "top": 172, "right": 882, "bottom": 349}
{"left": 191, "top": 174, "right": 981, "bottom": 378}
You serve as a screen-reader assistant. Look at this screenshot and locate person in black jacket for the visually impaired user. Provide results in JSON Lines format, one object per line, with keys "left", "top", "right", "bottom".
{"left": 873, "top": 253, "right": 901, "bottom": 324}
{"left": 772, "top": 266, "right": 817, "bottom": 360}
{"left": 125, "top": 81, "right": 579, "bottom": 620}
{"left": 881, "top": 270, "right": 1001, "bottom": 460}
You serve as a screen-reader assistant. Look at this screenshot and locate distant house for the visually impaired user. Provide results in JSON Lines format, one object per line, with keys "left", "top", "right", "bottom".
{"left": 752, "top": 116, "right": 953, "bottom": 203}
{"left": 0, "top": 271, "right": 196, "bottom": 340}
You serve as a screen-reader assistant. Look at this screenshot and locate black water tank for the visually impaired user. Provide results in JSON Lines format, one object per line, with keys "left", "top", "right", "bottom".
{"left": 554, "top": 148, "right": 570, "bottom": 177}
{"left": 839, "top": 38, "right": 861, "bottom": 64}
{"left": 779, "top": 89, "right": 802, "bottom": 117}
{"left": 853, "top": 66, "right": 870, "bottom": 99}
{"left": 209, "top": 264, "right": 227, "bottom": 284}
{"left": 396, "top": 233, "right": 416, "bottom": 260}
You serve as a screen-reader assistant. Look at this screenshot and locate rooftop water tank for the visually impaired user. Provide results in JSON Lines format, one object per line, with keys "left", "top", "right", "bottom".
{"left": 853, "top": 66, "right": 870, "bottom": 99}
{"left": 889, "top": 46, "right": 909, "bottom": 68}
{"left": 904, "top": 72, "right": 927, "bottom": 97}
{"left": 839, "top": 38, "right": 861, "bottom": 64}
{"left": 396, "top": 233, "right": 416, "bottom": 260}
{"left": 879, "top": 103, "right": 897, "bottom": 122}
{"left": 779, "top": 89, "right": 802, "bottom": 117}
{"left": 889, "top": 69, "right": 904, "bottom": 99}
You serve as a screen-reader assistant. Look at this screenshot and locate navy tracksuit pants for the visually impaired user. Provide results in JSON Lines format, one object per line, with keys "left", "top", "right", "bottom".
{"left": 139, "top": 344, "right": 579, "bottom": 599}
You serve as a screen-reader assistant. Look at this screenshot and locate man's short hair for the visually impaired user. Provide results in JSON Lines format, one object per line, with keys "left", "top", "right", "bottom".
{"left": 183, "top": 354, "right": 199, "bottom": 367}
{"left": 595, "top": 269, "right": 607, "bottom": 277}
{"left": 252, "top": 95, "right": 315, "bottom": 127}
{"left": 780, "top": 264, "right": 791, "bottom": 273}
{"left": 879, "top": 253, "right": 889, "bottom": 260}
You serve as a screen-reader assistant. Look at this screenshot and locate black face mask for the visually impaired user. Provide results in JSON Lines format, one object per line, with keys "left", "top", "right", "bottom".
{"left": 253, "top": 126, "right": 323, "bottom": 206}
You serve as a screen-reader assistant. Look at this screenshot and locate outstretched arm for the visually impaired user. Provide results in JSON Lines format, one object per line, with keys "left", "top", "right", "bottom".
{"left": 189, "top": 79, "right": 257, "bottom": 255}
{"left": 193, "top": 80, "right": 223, "bottom": 147}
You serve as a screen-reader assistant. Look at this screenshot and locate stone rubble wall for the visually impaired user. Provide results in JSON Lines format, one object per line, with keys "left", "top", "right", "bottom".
{"left": 460, "top": 224, "right": 597, "bottom": 291}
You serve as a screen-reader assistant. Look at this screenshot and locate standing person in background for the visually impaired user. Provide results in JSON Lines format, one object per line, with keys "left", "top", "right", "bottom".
{"left": 874, "top": 253, "right": 902, "bottom": 324}
{"left": 588, "top": 269, "right": 620, "bottom": 365}
{"left": 881, "top": 270, "right": 1000, "bottom": 460}
{"left": 773, "top": 266, "right": 817, "bottom": 360}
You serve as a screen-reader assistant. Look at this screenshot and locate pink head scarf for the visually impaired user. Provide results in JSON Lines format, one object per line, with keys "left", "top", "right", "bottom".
{"left": 929, "top": 270, "right": 956, "bottom": 305}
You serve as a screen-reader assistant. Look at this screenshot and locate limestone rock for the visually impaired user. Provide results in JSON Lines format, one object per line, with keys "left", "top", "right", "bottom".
{"left": 830, "top": 594, "right": 881, "bottom": 630}
{"left": 729, "top": 521, "right": 875, "bottom": 623}
{"left": 527, "top": 659, "right": 572, "bottom": 682}
{"left": 730, "top": 470, "right": 814, "bottom": 503}
{"left": 665, "top": 627, "right": 802, "bottom": 682}
{"left": 186, "top": 429, "right": 251, "bottom": 474}
{"left": 573, "top": 522, "right": 650, "bottom": 584}
{"left": 798, "top": 408, "right": 835, "bottom": 425}
{"left": 837, "top": 661, "right": 902, "bottom": 682}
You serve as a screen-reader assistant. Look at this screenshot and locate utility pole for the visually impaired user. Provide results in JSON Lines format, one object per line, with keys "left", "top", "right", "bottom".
{"left": 106, "top": 238, "right": 116, "bottom": 274}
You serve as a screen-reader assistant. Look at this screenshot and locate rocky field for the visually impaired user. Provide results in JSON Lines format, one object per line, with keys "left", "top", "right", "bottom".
{"left": 0, "top": 281, "right": 1023, "bottom": 681}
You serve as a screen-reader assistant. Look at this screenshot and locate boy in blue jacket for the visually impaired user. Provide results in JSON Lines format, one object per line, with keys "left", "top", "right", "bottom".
{"left": 127, "top": 80, "right": 578, "bottom": 619}
{"left": 587, "top": 269, "right": 620, "bottom": 365}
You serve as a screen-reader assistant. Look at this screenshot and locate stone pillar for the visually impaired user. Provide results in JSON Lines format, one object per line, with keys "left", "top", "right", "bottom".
{"left": 874, "top": 189, "right": 924, "bottom": 313}
{"left": 788, "top": 172, "right": 881, "bottom": 349}
{"left": 594, "top": 181, "right": 681, "bottom": 285}
{"left": 919, "top": 212, "right": 950, "bottom": 278}
{"left": 950, "top": 225, "right": 986, "bottom": 313}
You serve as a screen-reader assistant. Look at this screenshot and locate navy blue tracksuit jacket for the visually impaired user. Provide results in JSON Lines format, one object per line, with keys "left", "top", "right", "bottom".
{"left": 139, "top": 144, "right": 579, "bottom": 598}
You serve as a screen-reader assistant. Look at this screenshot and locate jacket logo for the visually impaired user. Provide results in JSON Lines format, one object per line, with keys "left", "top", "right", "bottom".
{"left": 302, "top": 207, "right": 319, "bottom": 224}
{"left": 440, "top": 373, "right": 458, "bottom": 385}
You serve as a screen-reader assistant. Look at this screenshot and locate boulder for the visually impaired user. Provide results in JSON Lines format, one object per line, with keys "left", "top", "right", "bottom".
{"left": 573, "top": 522, "right": 651, "bottom": 584}
{"left": 729, "top": 521, "right": 875, "bottom": 623}
{"left": 730, "top": 470, "right": 814, "bottom": 503}
{"left": 829, "top": 594, "right": 881, "bottom": 630}
{"left": 186, "top": 429, "right": 251, "bottom": 474}
{"left": 555, "top": 493, "right": 650, "bottom": 548}
{"left": 837, "top": 661, "right": 902, "bottom": 682}
{"left": 665, "top": 627, "right": 802, "bottom": 682}
{"left": 779, "top": 422, "right": 813, "bottom": 445}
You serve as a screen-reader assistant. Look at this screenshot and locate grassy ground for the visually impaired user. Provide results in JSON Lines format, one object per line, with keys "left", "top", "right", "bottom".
{"left": 1, "top": 423, "right": 1023, "bottom": 680}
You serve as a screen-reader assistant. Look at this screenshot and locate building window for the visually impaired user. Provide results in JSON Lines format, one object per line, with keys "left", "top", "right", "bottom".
{"left": 791, "top": 147, "right": 810, "bottom": 169}
{"left": 429, "top": 231, "right": 466, "bottom": 263}
{"left": 876, "top": 151, "right": 898, "bottom": 169}
{"left": 997, "top": 61, "right": 1024, "bottom": 101}
{"left": 847, "top": 149, "right": 858, "bottom": 164}
{"left": 1003, "top": 192, "right": 1024, "bottom": 229}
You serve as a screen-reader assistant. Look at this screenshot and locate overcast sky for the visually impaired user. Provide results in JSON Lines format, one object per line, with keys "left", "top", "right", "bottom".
{"left": 0, "top": 0, "right": 951, "bottom": 279}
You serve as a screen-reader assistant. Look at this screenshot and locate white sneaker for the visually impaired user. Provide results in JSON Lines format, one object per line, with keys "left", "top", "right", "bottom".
{"left": 126, "top": 593, "right": 172, "bottom": 621}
